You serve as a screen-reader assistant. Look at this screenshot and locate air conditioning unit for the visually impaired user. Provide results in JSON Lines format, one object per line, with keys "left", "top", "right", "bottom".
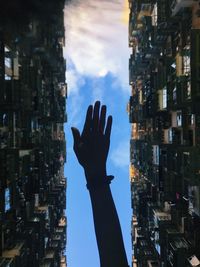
{"left": 188, "top": 255, "right": 200, "bottom": 267}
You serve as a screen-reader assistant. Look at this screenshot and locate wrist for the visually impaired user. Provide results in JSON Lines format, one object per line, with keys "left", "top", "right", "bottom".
{"left": 85, "top": 172, "right": 114, "bottom": 192}
{"left": 84, "top": 167, "right": 107, "bottom": 181}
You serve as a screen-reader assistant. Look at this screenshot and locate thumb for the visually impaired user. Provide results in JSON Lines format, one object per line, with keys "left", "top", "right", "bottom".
{"left": 71, "top": 127, "right": 81, "bottom": 147}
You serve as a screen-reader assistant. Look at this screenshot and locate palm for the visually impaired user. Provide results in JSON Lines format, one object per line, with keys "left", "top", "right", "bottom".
{"left": 71, "top": 101, "right": 112, "bottom": 176}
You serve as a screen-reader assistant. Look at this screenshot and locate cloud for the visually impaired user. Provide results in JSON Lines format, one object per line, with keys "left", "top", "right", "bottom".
{"left": 110, "top": 140, "right": 129, "bottom": 169}
{"left": 67, "top": 92, "right": 84, "bottom": 126}
{"left": 66, "top": 67, "right": 85, "bottom": 96}
{"left": 64, "top": 0, "right": 130, "bottom": 95}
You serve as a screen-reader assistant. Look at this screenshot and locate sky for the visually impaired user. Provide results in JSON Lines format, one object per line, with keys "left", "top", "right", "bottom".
{"left": 63, "top": 0, "right": 132, "bottom": 266}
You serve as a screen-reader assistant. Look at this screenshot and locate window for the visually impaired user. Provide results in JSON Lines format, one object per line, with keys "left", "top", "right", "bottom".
{"left": 153, "top": 145, "right": 159, "bottom": 165}
{"left": 186, "top": 81, "right": 191, "bottom": 99}
{"left": 188, "top": 114, "right": 195, "bottom": 126}
{"left": 5, "top": 188, "right": 11, "bottom": 211}
{"left": 158, "top": 87, "right": 167, "bottom": 110}
{"left": 191, "top": 114, "right": 195, "bottom": 125}
{"left": 5, "top": 57, "right": 11, "bottom": 68}
{"left": 173, "top": 87, "right": 177, "bottom": 102}
{"left": 4, "top": 46, "right": 11, "bottom": 68}
{"left": 183, "top": 55, "right": 190, "bottom": 75}
{"left": 152, "top": 4, "right": 158, "bottom": 26}
{"left": 163, "top": 88, "right": 167, "bottom": 109}
{"left": 5, "top": 74, "right": 11, "bottom": 80}
{"left": 183, "top": 152, "right": 190, "bottom": 166}
{"left": 168, "top": 128, "right": 172, "bottom": 143}
{"left": 177, "top": 111, "right": 182, "bottom": 127}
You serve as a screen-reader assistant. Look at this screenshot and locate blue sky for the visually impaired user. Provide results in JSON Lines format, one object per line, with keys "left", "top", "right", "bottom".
{"left": 63, "top": 1, "right": 131, "bottom": 266}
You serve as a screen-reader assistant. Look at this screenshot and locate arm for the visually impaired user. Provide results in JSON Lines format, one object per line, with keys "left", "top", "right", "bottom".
{"left": 71, "top": 101, "right": 128, "bottom": 267}
{"left": 88, "top": 180, "right": 128, "bottom": 267}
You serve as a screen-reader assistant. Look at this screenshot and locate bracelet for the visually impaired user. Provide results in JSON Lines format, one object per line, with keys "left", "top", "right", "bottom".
{"left": 86, "top": 175, "right": 114, "bottom": 191}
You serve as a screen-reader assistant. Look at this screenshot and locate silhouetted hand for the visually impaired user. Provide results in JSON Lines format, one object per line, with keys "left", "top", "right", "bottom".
{"left": 71, "top": 101, "right": 112, "bottom": 182}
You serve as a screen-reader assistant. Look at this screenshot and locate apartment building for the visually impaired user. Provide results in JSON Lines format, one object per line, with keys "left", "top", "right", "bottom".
{"left": 128, "top": 1, "right": 200, "bottom": 266}
{"left": 0, "top": 1, "right": 67, "bottom": 266}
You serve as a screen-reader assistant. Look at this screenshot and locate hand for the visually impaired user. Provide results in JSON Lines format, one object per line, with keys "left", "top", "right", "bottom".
{"left": 71, "top": 101, "right": 112, "bottom": 181}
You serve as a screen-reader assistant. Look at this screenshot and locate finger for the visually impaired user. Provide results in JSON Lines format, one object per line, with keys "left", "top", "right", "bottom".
{"left": 71, "top": 127, "right": 81, "bottom": 149}
{"left": 105, "top": 115, "right": 112, "bottom": 140}
{"left": 92, "top": 101, "right": 100, "bottom": 132}
{"left": 82, "top": 105, "right": 93, "bottom": 137}
{"left": 99, "top": 105, "right": 106, "bottom": 133}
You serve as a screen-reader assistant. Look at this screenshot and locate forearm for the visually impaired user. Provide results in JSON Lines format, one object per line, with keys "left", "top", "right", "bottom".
{"left": 88, "top": 180, "right": 128, "bottom": 267}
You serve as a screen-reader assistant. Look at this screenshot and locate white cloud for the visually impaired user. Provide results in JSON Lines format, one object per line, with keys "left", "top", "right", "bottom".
{"left": 110, "top": 140, "right": 129, "bottom": 169}
{"left": 64, "top": 0, "right": 130, "bottom": 94}
{"left": 66, "top": 68, "right": 85, "bottom": 96}
{"left": 67, "top": 92, "right": 84, "bottom": 127}
{"left": 91, "top": 78, "right": 105, "bottom": 103}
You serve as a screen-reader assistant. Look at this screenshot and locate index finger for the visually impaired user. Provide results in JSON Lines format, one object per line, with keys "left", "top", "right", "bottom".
{"left": 82, "top": 105, "right": 93, "bottom": 137}
{"left": 105, "top": 115, "right": 112, "bottom": 140}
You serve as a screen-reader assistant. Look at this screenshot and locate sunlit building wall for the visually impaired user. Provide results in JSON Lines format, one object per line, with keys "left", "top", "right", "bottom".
{"left": 128, "top": 0, "right": 200, "bottom": 266}
{"left": 0, "top": 1, "right": 67, "bottom": 266}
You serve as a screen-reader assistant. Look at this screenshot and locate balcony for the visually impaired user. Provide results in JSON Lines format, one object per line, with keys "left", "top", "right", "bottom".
{"left": 2, "top": 241, "right": 25, "bottom": 259}
{"left": 147, "top": 260, "right": 159, "bottom": 267}
{"left": 175, "top": 52, "right": 191, "bottom": 77}
{"left": 58, "top": 216, "right": 67, "bottom": 227}
{"left": 171, "top": 0, "right": 196, "bottom": 16}
{"left": 192, "top": 3, "right": 200, "bottom": 29}
{"left": 157, "top": 87, "right": 167, "bottom": 111}
{"left": 138, "top": 4, "right": 152, "bottom": 20}
{"left": 188, "top": 185, "right": 200, "bottom": 216}
{"left": 191, "top": 29, "right": 200, "bottom": 99}
{"left": 153, "top": 209, "right": 171, "bottom": 227}
{"left": 0, "top": 258, "right": 15, "bottom": 266}
{"left": 168, "top": 237, "right": 189, "bottom": 266}
{"left": 60, "top": 255, "right": 67, "bottom": 267}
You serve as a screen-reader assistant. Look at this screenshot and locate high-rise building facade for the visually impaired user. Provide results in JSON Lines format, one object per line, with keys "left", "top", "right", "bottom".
{"left": 128, "top": 1, "right": 200, "bottom": 266}
{"left": 0, "top": 1, "right": 67, "bottom": 266}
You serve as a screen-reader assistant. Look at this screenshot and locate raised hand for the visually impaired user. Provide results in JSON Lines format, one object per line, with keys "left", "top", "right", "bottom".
{"left": 71, "top": 101, "right": 112, "bottom": 183}
{"left": 71, "top": 101, "right": 128, "bottom": 267}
